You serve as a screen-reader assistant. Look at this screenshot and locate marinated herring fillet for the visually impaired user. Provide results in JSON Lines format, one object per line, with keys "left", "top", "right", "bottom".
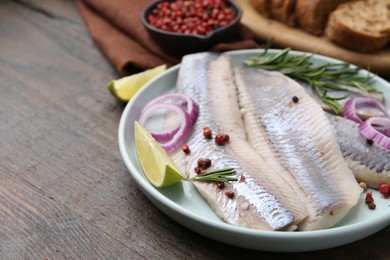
{"left": 327, "top": 114, "right": 390, "bottom": 188}
{"left": 207, "top": 55, "right": 307, "bottom": 229}
{"left": 234, "top": 67, "right": 362, "bottom": 230}
{"left": 170, "top": 53, "right": 297, "bottom": 231}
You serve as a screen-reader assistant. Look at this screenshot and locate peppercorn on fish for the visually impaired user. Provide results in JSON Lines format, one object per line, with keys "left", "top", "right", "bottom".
{"left": 170, "top": 53, "right": 298, "bottom": 231}
{"left": 326, "top": 114, "right": 390, "bottom": 188}
{"left": 234, "top": 67, "right": 362, "bottom": 231}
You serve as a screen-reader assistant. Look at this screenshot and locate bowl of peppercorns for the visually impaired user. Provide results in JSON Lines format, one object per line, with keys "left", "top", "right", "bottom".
{"left": 141, "top": 0, "right": 242, "bottom": 57}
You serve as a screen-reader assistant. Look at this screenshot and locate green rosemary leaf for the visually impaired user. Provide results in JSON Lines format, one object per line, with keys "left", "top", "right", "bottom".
{"left": 244, "top": 48, "right": 290, "bottom": 66}
{"left": 321, "top": 65, "right": 357, "bottom": 78}
{"left": 301, "top": 65, "right": 329, "bottom": 79}
{"left": 322, "top": 98, "right": 344, "bottom": 114}
{"left": 326, "top": 94, "right": 351, "bottom": 101}
{"left": 262, "top": 38, "right": 274, "bottom": 55}
{"left": 316, "top": 81, "right": 348, "bottom": 91}
{"left": 314, "top": 85, "right": 326, "bottom": 99}
{"left": 335, "top": 79, "right": 377, "bottom": 92}
{"left": 190, "top": 168, "right": 238, "bottom": 184}
{"left": 200, "top": 168, "right": 235, "bottom": 176}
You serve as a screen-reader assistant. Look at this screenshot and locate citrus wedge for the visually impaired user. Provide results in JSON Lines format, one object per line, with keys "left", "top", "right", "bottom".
{"left": 107, "top": 64, "right": 167, "bottom": 102}
{"left": 134, "top": 121, "right": 184, "bottom": 188}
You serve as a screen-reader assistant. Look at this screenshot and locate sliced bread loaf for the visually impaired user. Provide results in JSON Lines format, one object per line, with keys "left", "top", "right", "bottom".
{"left": 295, "top": 0, "right": 350, "bottom": 35}
{"left": 325, "top": 0, "right": 390, "bottom": 52}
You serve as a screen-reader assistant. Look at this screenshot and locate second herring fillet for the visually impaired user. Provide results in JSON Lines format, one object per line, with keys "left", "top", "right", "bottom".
{"left": 234, "top": 67, "right": 362, "bottom": 230}
{"left": 326, "top": 114, "right": 390, "bottom": 188}
{"left": 171, "top": 53, "right": 296, "bottom": 231}
{"left": 207, "top": 55, "right": 307, "bottom": 229}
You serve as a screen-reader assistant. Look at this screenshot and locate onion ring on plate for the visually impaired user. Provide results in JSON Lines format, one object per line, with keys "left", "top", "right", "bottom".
{"left": 359, "top": 117, "right": 390, "bottom": 151}
{"left": 139, "top": 93, "right": 199, "bottom": 145}
{"left": 139, "top": 102, "right": 193, "bottom": 153}
{"left": 140, "top": 93, "right": 199, "bottom": 124}
{"left": 343, "top": 97, "right": 389, "bottom": 123}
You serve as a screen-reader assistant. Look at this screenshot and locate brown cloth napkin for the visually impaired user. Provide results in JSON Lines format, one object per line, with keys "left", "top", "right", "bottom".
{"left": 76, "top": 0, "right": 261, "bottom": 76}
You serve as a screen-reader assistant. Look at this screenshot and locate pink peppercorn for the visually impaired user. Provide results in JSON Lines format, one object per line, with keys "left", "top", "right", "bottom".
{"left": 215, "top": 133, "right": 230, "bottom": 145}
{"left": 379, "top": 184, "right": 389, "bottom": 195}
{"left": 203, "top": 127, "right": 212, "bottom": 139}
{"left": 182, "top": 144, "right": 190, "bottom": 154}
{"left": 365, "top": 192, "right": 374, "bottom": 204}
{"left": 225, "top": 191, "right": 235, "bottom": 199}
{"left": 368, "top": 202, "right": 376, "bottom": 210}
{"left": 216, "top": 182, "right": 225, "bottom": 190}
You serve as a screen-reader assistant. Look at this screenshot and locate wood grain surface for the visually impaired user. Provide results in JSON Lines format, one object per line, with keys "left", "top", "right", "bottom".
{"left": 1, "top": 0, "right": 389, "bottom": 259}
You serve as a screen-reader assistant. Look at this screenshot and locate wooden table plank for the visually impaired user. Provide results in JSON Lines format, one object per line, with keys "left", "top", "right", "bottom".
{"left": 1, "top": 0, "right": 389, "bottom": 259}
{"left": 0, "top": 172, "right": 142, "bottom": 259}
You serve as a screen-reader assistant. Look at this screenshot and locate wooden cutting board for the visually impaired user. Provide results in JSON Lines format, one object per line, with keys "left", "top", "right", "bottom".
{"left": 237, "top": 0, "right": 390, "bottom": 77}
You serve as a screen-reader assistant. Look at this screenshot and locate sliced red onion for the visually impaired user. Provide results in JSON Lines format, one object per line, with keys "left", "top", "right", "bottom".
{"left": 139, "top": 93, "right": 199, "bottom": 143}
{"left": 142, "top": 93, "right": 199, "bottom": 124}
{"left": 343, "top": 97, "right": 390, "bottom": 124}
{"left": 359, "top": 117, "right": 390, "bottom": 151}
{"left": 138, "top": 104, "right": 180, "bottom": 142}
{"left": 139, "top": 103, "right": 192, "bottom": 153}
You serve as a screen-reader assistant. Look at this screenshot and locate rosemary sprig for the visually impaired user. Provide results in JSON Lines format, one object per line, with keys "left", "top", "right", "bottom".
{"left": 190, "top": 168, "right": 238, "bottom": 184}
{"left": 244, "top": 42, "right": 378, "bottom": 114}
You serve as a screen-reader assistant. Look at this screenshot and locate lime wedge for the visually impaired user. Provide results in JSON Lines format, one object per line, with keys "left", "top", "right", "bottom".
{"left": 134, "top": 121, "right": 184, "bottom": 188}
{"left": 107, "top": 64, "right": 167, "bottom": 102}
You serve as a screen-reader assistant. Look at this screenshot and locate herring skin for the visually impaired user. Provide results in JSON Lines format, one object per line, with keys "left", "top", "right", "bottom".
{"left": 327, "top": 114, "right": 390, "bottom": 188}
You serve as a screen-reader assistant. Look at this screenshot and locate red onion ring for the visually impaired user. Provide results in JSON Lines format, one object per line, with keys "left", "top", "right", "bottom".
{"left": 343, "top": 97, "right": 390, "bottom": 124}
{"left": 139, "top": 103, "right": 192, "bottom": 153}
{"left": 359, "top": 117, "right": 390, "bottom": 151}
{"left": 138, "top": 104, "right": 180, "bottom": 142}
{"left": 139, "top": 93, "right": 199, "bottom": 143}
{"left": 141, "top": 93, "right": 199, "bottom": 124}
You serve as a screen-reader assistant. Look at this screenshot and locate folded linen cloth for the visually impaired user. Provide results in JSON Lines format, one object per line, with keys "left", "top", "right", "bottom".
{"left": 76, "top": 0, "right": 260, "bottom": 75}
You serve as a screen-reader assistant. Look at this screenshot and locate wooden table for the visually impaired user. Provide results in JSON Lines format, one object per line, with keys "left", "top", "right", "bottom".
{"left": 1, "top": 0, "right": 389, "bottom": 258}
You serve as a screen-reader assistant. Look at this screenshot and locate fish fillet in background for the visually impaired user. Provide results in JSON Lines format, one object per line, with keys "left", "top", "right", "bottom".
{"left": 170, "top": 53, "right": 300, "bottom": 231}
{"left": 327, "top": 114, "right": 390, "bottom": 188}
{"left": 234, "top": 67, "right": 362, "bottom": 230}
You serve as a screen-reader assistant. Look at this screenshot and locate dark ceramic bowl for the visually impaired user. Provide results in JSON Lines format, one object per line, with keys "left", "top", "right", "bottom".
{"left": 141, "top": 0, "right": 243, "bottom": 57}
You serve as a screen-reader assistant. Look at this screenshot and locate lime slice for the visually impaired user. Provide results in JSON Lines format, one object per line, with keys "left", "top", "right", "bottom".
{"left": 107, "top": 64, "right": 167, "bottom": 102}
{"left": 134, "top": 121, "right": 184, "bottom": 188}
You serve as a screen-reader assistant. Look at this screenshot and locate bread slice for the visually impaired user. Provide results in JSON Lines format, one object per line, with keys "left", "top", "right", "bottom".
{"left": 250, "top": 0, "right": 273, "bottom": 18}
{"left": 295, "top": 0, "right": 350, "bottom": 35}
{"left": 270, "top": 0, "right": 296, "bottom": 26}
{"left": 325, "top": 0, "right": 390, "bottom": 52}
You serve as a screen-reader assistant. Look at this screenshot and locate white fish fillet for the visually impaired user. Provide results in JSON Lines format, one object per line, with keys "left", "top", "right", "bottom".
{"left": 207, "top": 55, "right": 307, "bottom": 228}
{"left": 170, "top": 53, "right": 297, "bottom": 231}
{"left": 234, "top": 67, "right": 362, "bottom": 230}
